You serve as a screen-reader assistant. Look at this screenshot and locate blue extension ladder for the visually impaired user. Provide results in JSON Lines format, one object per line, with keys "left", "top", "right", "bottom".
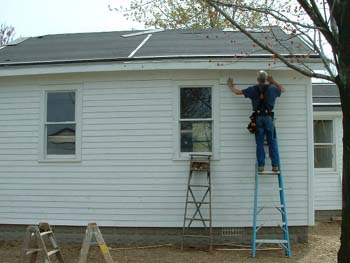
{"left": 252, "top": 132, "right": 292, "bottom": 258}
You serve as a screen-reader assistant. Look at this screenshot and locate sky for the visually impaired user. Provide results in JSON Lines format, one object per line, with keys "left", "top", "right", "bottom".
{"left": 1, "top": 0, "right": 145, "bottom": 38}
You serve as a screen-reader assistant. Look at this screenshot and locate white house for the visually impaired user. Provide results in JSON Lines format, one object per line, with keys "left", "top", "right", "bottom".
{"left": 313, "top": 83, "right": 342, "bottom": 218}
{"left": 0, "top": 28, "right": 322, "bottom": 242}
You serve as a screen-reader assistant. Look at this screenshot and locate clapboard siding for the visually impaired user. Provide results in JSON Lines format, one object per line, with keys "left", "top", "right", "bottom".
{"left": 0, "top": 89, "right": 39, "bottom": 169}
{"left": 0, "top": 70, "right": 312, "bottom": 227}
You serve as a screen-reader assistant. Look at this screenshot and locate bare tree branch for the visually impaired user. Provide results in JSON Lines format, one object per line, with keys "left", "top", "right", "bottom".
{"left": 0, "top": 24, "right": 15, "bottom": 46}
{"left": 297, "top": 0, "right": 338, "bottom": 49}
{"left": 208, "top": 0, "right": 319, "bottom": 30}
{"left": 204, "top": 0, "right": 334, "bottom": 82}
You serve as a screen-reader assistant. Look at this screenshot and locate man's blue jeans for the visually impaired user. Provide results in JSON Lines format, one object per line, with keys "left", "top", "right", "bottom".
{"left": 255, "top": 115, "right": 279, "bottom": 168}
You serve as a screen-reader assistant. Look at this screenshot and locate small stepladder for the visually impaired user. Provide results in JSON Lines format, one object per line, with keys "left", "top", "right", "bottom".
{"left": 78, "top": 223, "right": 114, "bottom": 263}
{"left": 181, "top": 154, "right": 212, "bottom": 251}
{"left": 252, "top": 134, "right": 291, "bottom": 258}
{"left": 20, "top": 222, "right": 65, "bottom": 263}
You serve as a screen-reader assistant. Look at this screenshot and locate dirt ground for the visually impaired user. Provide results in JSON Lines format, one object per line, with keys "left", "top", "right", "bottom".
{"left": 2, "top": 221, "right": 340, "bottom": 263}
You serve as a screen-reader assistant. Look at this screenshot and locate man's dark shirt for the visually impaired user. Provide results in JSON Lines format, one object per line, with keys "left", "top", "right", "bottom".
{"left": 242, "top": 84, "right": 281, "bottom": 112}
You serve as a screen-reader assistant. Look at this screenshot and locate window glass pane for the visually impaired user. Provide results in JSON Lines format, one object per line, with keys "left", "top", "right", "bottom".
{"left": 181, "top": 121, "right": 212, "bottom": 152}
{"left": 314, "top": 120, "right": 333, "bottom": 143}
{"left": 180, "top": 88, "right": 211, "bottom": 119}
{"left": 47, "top": 92, "right": 75, "bottom": 122}
{"left": 314, "top": 145, "right": 333, "bottom": 168}
{"left": 47, "top": 124, "right": 76, "bottom": 155}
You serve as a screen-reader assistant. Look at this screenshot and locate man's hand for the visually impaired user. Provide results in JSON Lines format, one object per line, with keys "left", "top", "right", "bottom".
{"left": 227, "top": 77, "right": 234, "bottom": 88}
{"left": 267, "top": 75, "right": 275, "bottom": 84}
{"left": 267, "top": 75, "right": 285, "bottom": 93}
{"left": 227, "top": 77, "right": 243, "bottom": 95}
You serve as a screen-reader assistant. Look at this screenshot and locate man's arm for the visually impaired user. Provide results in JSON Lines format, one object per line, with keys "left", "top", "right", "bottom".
{"left": 267, "top": 76, "right": 285, "bottom": 93}
{"left": 227, "top": 78, "right": 243, "bottom": 95}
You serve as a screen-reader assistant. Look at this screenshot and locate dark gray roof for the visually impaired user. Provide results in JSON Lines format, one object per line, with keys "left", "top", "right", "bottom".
{"left": 0, "top": 27, "right": 318, "bottom": 66}
{"left": 312, "top": 83, "right": 341, "bottom": 112}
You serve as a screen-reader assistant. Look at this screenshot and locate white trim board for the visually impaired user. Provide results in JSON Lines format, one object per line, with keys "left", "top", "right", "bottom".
{"left": 306, "top": 80, "right": 315, "bottom": 225}
{"left": 0, "top": 59, "right": 324, "bottom": 77}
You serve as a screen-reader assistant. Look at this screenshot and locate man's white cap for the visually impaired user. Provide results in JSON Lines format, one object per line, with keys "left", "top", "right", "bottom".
{"left": 257, "top": 70, "right": 268, "bottom": 82}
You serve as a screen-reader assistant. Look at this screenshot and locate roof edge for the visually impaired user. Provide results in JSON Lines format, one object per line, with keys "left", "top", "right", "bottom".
{"left": 0, "top": 53, "right": 321, "bottom": 67}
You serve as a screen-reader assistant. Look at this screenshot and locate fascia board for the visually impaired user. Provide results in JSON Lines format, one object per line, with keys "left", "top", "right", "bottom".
{"left": 0, "top": 58, "right": 324, "bottom": 77}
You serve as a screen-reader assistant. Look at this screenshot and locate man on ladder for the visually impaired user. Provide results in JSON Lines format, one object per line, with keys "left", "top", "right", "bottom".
{"left": 227, "top": 70, "right": 285, "bottom": 172}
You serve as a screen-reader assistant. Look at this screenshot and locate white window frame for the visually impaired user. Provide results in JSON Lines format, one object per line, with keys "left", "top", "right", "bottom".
{"left": 173, "top": 80, "right": 220, "bottom": 160}
{"left": 39, "top": 84, "right": 82, "bottom": 162}
{"left": 313, "top": 115, "right": 337, "bottom": 172}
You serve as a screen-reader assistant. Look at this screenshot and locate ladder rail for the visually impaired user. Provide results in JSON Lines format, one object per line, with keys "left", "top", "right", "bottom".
{"left": 278, "top": 172, "right": 291, "bottom": 257}
{"left": 252, "top": 163, "right": 259, "bottom": 257}
{"left": 276, "top": 132, "right": 292, "bottom": 258}
{"left": 181, "top": 170, "right": 193, "bottom": 250}
{"left": 208, "top": 168, "right": 213, "bottom": 251}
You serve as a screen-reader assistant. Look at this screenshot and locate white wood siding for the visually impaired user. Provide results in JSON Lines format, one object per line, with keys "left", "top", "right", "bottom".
{"left": 314, "top": 115, "right": 343, "bottom": 210}
{"left": 0, "top": 70, "right": 312, "bottom": 227}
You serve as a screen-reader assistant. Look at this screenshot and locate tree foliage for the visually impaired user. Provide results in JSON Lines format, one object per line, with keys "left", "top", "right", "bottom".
{"left": 110, "top": 0, "right": 264, "bottom": 29}
{"left": 0, "top": 24, "right": 15, "bottom": 46}
{"left": 203, "top": 0, "right": 349, "bottom": 262}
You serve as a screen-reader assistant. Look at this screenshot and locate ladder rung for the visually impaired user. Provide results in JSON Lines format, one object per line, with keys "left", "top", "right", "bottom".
{"left": 258, "top": 171, "right": 280, "bottom": 175}
{"left": 185, "top": 218, "right": 210, "bottom": 221}
{"left": 40, "top": 231, "right": 53, "bottom": 236}
{"left": 47, "top": 249, "right": 60, "bottom": 257}
{"left": 187, "top": 201, "right": 209, "bottom": 204}
{"left": 256, "top": 239, "right": 288, "bottom": 244}
{"left": 189, "top": 184, "right": 209, "bottom": 188}
{"left": 258, "top": 205, "right": 284, "bottom": 209}
{"left": 184, "top": 235, "right": 210, "bottom": 238}
{"left": 25, "top": 249, "right": 41, "bottom": 255}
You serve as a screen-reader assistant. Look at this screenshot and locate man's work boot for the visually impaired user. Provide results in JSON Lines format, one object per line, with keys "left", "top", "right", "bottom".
{"left": 258, "top": 166, "right": 264, "bottom": 172}
{"left": 272, "top": 167, "right": 279, "bottom": 173}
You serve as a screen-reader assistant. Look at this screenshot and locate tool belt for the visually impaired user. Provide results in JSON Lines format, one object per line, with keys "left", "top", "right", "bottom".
{"left": 255, "top": 110, "right": 274, "bottom": 117}
{"left": 247, "top": 111, "right": 274, "bottom": 134}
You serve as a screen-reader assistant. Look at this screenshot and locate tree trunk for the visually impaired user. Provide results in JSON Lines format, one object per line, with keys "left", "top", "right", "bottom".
{"left": 338, "top": 81, "right": 350, "bottom": 263}
{"left": 337, "top": 7, "right": 350, "bottom": 260}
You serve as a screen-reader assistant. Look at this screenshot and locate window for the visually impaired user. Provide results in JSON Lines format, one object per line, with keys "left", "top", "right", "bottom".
{"left": 314, "top": 120, "right": 335, "bottom": 169}
{"left": 180, "top": 87, "right": 212, "bottom": 153}
{"left": 42, "top": 90, "right": 80, "bottom": 160}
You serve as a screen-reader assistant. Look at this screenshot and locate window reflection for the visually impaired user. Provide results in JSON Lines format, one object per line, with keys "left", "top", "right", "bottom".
{"left": 314, "top": 146, "right": 333, "bottom": 168}
{"left": 314, "top": 120, "right": 333, "bottom": 143}
{"left": 180, "top": 88, "right": 211, "bottom": 119}
{"left": 47, "top": 92, "right": 75, "bottom": 122}
{"left": 47, "top": 124, "right": 76, "bottom": 155}
{"left": 181, "top": 121, "right": 212, "bottom": 152}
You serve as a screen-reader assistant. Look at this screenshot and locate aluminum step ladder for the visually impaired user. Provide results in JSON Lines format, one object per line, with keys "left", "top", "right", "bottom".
{"left": 181, "top": 154, "right": 212, "bottom": 251}
{"left": 252, "top": 134, "right": 291, "bottom": 258}
{"left": 20, "top": 222, "right": 65, "bottom": 263}
{"left": 78, "top": 223, "right": 114, "bottom": 263}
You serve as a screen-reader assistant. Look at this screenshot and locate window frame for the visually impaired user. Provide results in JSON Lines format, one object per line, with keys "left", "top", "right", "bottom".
{"left": 313, "top": 117, "right": 336, "bottom": 171}
{"left": 39, "top": 84, "right": 82, "bottom": 162}
{"left": 173, "top": 80, "right": 220, "bottom": 160}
